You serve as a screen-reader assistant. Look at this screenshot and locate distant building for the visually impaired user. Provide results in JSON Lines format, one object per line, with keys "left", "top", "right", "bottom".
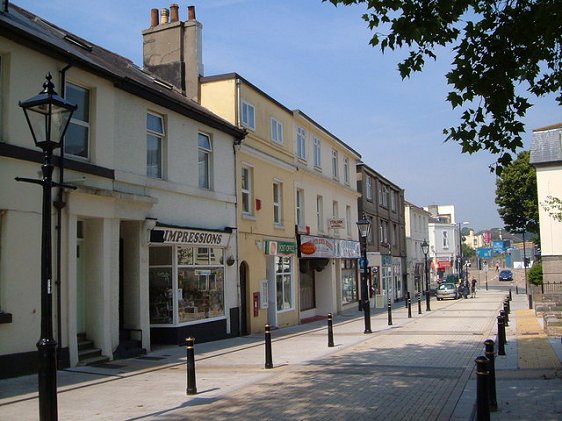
{"left": 530, "top": 123, "right": 562, "bottom": 282}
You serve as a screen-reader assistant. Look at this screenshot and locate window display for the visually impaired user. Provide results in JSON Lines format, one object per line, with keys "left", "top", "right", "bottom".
{"left": 341, "top": 259, "right": 358, "bottom": 304}
{"left": 149, "top": 245, "right": 225, "bottom": 325}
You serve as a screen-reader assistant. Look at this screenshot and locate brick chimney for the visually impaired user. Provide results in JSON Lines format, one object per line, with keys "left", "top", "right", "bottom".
{"left": 142, "top": 4, "right": 203, "bottom": 102}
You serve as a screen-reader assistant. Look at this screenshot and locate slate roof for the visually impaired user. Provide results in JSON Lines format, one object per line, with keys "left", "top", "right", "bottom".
{"left": 530, "top": 123, "right": 562, "bottom": 166}
{"left": 0, "top": 3, "right": 245, "bottom": 140}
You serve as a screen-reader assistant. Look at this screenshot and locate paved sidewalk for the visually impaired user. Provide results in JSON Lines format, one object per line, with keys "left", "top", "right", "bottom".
{"left": 0, "top": 289, "right": 560, "bottom": 420}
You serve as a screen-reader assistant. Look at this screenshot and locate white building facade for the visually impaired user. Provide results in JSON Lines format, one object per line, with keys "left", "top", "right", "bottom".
{"left": 0, "top": 4, "right": 244, "bottom": 377}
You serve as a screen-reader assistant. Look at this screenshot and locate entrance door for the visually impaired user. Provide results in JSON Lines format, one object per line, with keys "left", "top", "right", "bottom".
{"left": 76, "top": 221, "right": 86, "bottom": 334}
{"left": 240, "top": 262, "right": 249, "bottom": 336}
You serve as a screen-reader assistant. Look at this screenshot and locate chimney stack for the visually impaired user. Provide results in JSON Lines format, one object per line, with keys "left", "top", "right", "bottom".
{"left": 150, "top": 9, "right": 159, "bottom": 27}
{"left": 142, "top": 4, "right": 203, "bottom": 102}
{"left": 170, "top": 4, "right": 179, "bottom": 23}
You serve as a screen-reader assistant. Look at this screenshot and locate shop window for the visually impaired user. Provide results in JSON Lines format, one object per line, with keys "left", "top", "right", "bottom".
{"left": 275, "top": 256, "right": 293, "bottom": 311}
{"left": 149, "top": 246, "right": 173, "bottom": 324}
{"left": 341, "top": 259, "right": 358, "bottom": 304}
{"left": 149, "top": 245, "right": 225, "bottom": 325}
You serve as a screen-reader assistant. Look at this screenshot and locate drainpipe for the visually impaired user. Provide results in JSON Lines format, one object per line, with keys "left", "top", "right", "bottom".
{"left": 235, "top": 77, "right": 241, "bottom": 127}
{"left": 55, "top": 64, "right": 72, "bottom": 365}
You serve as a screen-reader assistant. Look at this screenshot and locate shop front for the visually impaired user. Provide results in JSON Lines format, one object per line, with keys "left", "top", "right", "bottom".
{"left": 148, "top": 225, "right": 236, "bottom": 344}
{"left": 298, "top": 235, "right": 360, "bottom": 318}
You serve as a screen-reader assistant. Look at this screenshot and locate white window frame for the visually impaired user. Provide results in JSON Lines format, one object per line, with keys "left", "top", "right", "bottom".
{"left": 313, "top": 137, "right": 321, "bottom": 168}
{"left": 296, "top": 189, "right": 305, "bottom": 228}
{"left": 442, "top": 231, "right": 449, "bottom": 248}
{"left": 296, "top": 127, "right": 307, "bottom": 160}
{"left": 346, "top": 205, "right": 352, "bottom": 236}
{"left": 275, "top": 256, "right": 294, "bottom": 311}
{"left": 241, "top": 100, "right": 255, "bottom": 130}
{"left": 343, "top": 157, "right": 349, "bottom": 184}
{"left": 198, "top": 132, "right": 212, "bottom": 190}
{"left": 241, "top": 166, "right": 253, "bottom": 216}
{"left": 273, "top": 180, "right": 283, "bottom": 225}
{"left": 65, "top": 81, "right": 90, "bottom": 159}
{"left": 332, "top": 200, "right": 338, "bottom": 218}
{"left": 366, "top": 176, "right": 373, "bottom": 201}
{"left": 332, "top": 149, "right": 339, "bottom": 179}
{"left": 271, "top": 117, "right": 283, "bottom": 144}
{"left": 391, "top": 190, "right": 397, "bottom": 212}
{"left": 147, "top": 112, "right": 165, "bottom": 179}
{"left": 316, "top": 195, "right": 324, "bottom": 233}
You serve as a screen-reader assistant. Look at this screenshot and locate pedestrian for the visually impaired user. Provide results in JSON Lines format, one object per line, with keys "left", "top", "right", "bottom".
{"left": 462, "top": 278, "right": 469, "bottom": 299}
{"left": 495, "top": 262, "right": 499, "bottom": 272}
{"left": 471, "top": 278, "right": 477, "bottom": 298}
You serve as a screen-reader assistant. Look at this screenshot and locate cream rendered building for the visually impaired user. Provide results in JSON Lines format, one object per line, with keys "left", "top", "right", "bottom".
{"left": 0, "top": 4, "right": 244, "bottom": 377}
{"left": 292, "top": 111, "right": 361, "bottom": 320}
{"left": 530, "top": 123, "right": 562, "bottom": 282}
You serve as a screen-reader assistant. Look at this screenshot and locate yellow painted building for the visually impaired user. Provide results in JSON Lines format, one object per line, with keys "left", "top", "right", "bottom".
{"left": 201, "top": 75, "right": 362, "bottom": 333}
{"left": 201, "top": 74, "right": 299, "bottom": 333}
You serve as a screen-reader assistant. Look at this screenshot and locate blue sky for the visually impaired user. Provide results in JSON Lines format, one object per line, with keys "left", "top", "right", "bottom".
{"left": 12, "top": 0, "right": 561, "bottom": 231}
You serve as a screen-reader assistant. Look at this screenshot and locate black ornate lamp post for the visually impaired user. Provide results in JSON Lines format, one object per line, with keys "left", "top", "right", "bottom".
{"left": 357, "top": 214, "right": 372, "bottom": 334}
{"left": 421, "top": 239, "right": 431, "bottom": 311}
{"left": 17, "top": 73, "right": 76, "bottom": 421}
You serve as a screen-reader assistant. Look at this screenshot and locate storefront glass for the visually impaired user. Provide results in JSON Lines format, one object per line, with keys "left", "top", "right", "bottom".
{"left": 149, "top": 245, "right": 225, "bottom": 325}
{"left": 341, "top": 259, "right": 358, "bottom": 304}
{"left": 275, "top": 256, "right": 293, "bottom": 311}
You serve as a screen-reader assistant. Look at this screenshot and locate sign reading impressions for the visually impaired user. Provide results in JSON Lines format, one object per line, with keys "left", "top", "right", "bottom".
{"left": 150, "top": 227, "right": 230, "bottom": 247}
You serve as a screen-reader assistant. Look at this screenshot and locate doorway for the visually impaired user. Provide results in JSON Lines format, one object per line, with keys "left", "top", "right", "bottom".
{"left": 239, "top": 262, "right": 249, "bottom": 336}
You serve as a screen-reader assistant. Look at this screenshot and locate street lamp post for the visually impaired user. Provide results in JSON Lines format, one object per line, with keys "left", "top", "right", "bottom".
{"left": 421, "top": 239, "right": 430, "bottom": 311}
{"left": 458, "top": 222, "right": 470, "bottom": 282}
{"left": 357, "top": 214, "right": 372, "bottom": 334}
{"left": 17, "top": 74, "right": 76, "bottom": 421}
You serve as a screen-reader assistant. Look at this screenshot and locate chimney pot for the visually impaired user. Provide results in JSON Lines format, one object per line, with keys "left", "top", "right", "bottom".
{"left": 150, "top": 8, "right": 159, "bottom": 27}
{"left": 170, "top": 4, "right": 179, "bottom": 22}
{"left": 187, "top": 5, "right": 196, "bottom": 21}
{"left": 160, "top": 8, "right": 169, "bottom": 24}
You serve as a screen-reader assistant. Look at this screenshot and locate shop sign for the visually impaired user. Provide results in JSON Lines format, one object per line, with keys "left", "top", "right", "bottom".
{"left": 338, "top": 240, "right": 360, "bottom": 258}
{"left": 299, "top": 235, "right": 360, "bottom": 258}
{"left": 150, "top": 227, "right": 230, "bottom": 247}
{"left": 265, "top": 240, "right": 297, "bottom": 256}
{"left": 328, "top": 218, "right": 345, "bottom": 229}
{"left": 300, "top": 242, "right": 316, "bottom": 255}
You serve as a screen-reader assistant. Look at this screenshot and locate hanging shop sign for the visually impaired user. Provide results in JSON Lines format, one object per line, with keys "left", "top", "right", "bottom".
{"left": 265, "top": 240, "right": 297, "bottom": 256}
{"left": 328, "top": 217, "right": 345, "bottom": 230}
{"left": 150, "top": 226, "right": 230, "bottom": 247}
{"left": 299, "top": 235, "right": 360, "bottom": 259}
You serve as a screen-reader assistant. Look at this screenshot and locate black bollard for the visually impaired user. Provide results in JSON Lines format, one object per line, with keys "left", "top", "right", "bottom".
{"left": 501, "top": 308, "right": 509, "bottom": 327}
{"left": 407, "top": 292, "right": 412, "bottom": 318}
{"left": 505, "top": 297, "right": 511, "bottom": 314}
{"left": 387, "top": 296, "right": 393, "bottom": 325}
{"left": 509, "top": 289, "right": 512, "bottom": 301}
{"left": 265, "top": 324, "right": 273, "bottom": 369}
{"left": 186, "top": 337, "right": 197, "bottom": 395}
{"left": 327, "top": 313, "right": 334, "bottom": 347}
{"left": 475, "top": 356, "right": 491, "bottom": 421}
{"left": 497, "top": 316, "right": 506, "bottom": 355}
{"left": 516, "top": 285, "right": 519, "bottom": 295}
{"left": 484, "top": 339, "right": 498, "bottom": 412}
{"left": 418, "top": 292, "right": 422, "bottom": 315}
{"left": 528, "top": 293, "right": 533, "bottom": 310}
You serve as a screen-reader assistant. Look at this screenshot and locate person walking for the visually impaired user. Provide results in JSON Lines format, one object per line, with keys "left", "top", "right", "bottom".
{"left": 471, "top": 278, "right": 477, "bottom": 298}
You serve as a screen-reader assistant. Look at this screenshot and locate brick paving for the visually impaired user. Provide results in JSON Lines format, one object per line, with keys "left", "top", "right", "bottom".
{"left": 1, "top": 289, "right": 560, "bottom": 420}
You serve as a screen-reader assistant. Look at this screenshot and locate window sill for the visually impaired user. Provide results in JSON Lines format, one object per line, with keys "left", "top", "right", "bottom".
{"left": 0, "top": 312, "right": 13, "bottom": 324}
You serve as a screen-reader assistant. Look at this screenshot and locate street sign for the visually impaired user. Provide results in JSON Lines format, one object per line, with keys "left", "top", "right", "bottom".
{"left": 360, "top": 257, "right": 368, "bottom": 269}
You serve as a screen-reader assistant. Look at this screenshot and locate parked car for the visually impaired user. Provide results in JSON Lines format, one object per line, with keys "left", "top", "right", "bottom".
{"left": 499, "top": 269, "right": 513, "bottom": 282}
{"left": 436, "top": 283, "right": 459, "bottom": 300}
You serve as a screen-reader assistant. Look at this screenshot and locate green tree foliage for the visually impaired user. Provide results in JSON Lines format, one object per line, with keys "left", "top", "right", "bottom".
{"left": 495, "top": 151, "right": 539, "bottom": 233}
{"left": 527, "top": 261, "right": 542, "bottom": 285}
{"left": 462, "top": 243, "right": 475, "bottom": 259}
{"left": 324, "top": 0, "right": 562, "bottom": 173}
